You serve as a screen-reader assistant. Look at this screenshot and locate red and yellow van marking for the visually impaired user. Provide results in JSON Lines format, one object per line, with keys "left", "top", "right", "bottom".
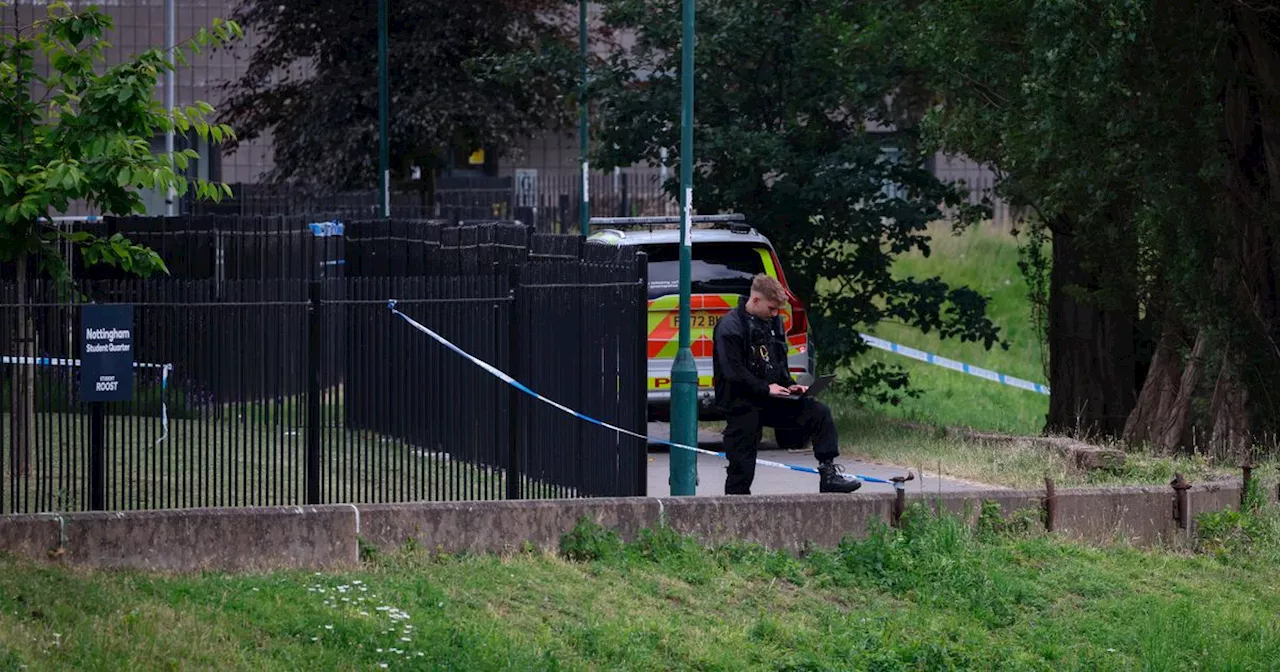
{"left": 648, "top": 375, "right": 715, "bottom": 390}
{"left": 645, "top": 246, "right": 807, "bottom": 391}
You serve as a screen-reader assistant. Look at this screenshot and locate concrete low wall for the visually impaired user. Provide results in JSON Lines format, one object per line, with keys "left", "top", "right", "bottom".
{"left": 1052, "top": 482, "right": 1245, "bottom": 548}
{"left": 908, "top": 490, "right": 1045, "bottom": 527}
{"left": 359, "top": 498, "right": 660, "bottom": 556}
{"left": 0, "top": 514, "right": 62, "bottom": 561}
{"left": 909, "top": 482, "right": 1246, "bottom": 550}
{"left": 1, "top": 506, "right": 358, "bottom": 572}
{"left": 659, "top": 494, "right": 893, "bottom": 553}
{"left": 0, "top": 480, "right": 1255, "bottom": 572}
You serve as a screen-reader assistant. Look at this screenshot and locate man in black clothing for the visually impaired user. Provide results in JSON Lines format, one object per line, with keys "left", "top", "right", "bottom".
{"left": 712, "top": 274, "right": 863, "bottom": 495}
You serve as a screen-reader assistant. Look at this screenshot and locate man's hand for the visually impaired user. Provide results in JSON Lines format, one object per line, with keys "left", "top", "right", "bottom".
{"left": 768, "top": 383, "right": 793, "bottom": 397}
{"left": 788, "top": 384, "right": 807, "bottom": 395}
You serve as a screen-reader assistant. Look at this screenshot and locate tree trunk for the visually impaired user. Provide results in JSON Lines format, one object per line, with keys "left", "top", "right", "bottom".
{"left": 1122, "top": 326, "right": 1184, "bottom": 446}
{"left": 1196, "top": 2, "right": 1280, "bottom": 455}
{"left": 1208, "top": 348, "right": 1251, "bottom": 459}
{"left": 1045, "top": 223, "right": 1137, "bottom": 438}
{"left": 1156, "top": 330, "right": 1206, "bottom": 452}
{"left": 10, "top": 254, "right": 35, "bottom": 478}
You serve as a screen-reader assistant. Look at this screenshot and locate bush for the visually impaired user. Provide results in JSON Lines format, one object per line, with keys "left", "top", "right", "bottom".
{"left": 834, "top": 502, "right": 1047, "bottom": 628}
{"left": 1196, "top": 478, "right": 1277, "bottom": 560}
{"left": 560, "top": 517, "right": 624, "bottom": 563}
{"left": 977, "top": 499, "right": 1044, "bottom": 540}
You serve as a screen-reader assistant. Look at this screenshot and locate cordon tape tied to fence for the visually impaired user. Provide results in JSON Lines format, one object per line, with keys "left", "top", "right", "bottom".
{"left": 387, "top": 300, "right": 908, "bottom": 489}
{"left": 857, "top": 333, "right": 1049, "bottom": 395}
{"left": 1, "top": 356, "right": 173, "bottom": 446}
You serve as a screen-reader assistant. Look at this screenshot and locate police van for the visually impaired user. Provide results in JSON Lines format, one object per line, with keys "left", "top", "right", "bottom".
{"left": 587, "top": 215, "right": 815, "bottom": 432}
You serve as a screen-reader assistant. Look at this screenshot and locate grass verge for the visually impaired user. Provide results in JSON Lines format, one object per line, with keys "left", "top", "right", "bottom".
{"left": 832, "top": 406, "right": 1263, "bottom": 489}
{"left": 1, "top": 501, "right": 1278, "bottom": 670}
{"left": 800, "top": 223, "right": 1273, "bottom": 488}
{"left": 849, "top": 222, "right": 1049, "bottom": 436}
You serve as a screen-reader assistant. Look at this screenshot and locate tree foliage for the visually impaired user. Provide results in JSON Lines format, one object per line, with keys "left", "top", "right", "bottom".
{"left": 219, "top": 0, "right": 583, "bottom": 191}
{"left": 591, "top": 0, "right": 1003, "bottom": 401}
{"left": 1, "top": 0, "right": 239, "bottom": 284}
{"left": 2, "top": 1, "right": 239, "bottom": 478}
{"left": 890, "top": 0, "right": 1280, "bottom": 454}
{"left": 879, "top": 0, "right": 1202, "bottom": 436}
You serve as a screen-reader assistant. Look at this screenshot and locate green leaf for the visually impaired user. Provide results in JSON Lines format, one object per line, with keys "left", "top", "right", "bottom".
{"left": 150, "top": 254, "right": 171, "bottom": 276}
{"left": 1, "top": 9, "right": 235, "bottom": 280}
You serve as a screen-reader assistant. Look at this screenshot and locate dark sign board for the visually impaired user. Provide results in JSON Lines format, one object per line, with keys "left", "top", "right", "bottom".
{"left": 81, "top": 304, "right": 134, "bottom": 402}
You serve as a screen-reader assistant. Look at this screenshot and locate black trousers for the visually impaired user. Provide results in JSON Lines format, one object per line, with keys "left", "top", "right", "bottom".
{"left": 722, "top": 397, "right": 840, "bottom": 495}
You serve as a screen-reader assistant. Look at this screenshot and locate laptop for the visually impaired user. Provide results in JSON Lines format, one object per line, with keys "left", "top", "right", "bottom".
{"left": 786, "top": 374, "right": 836, "bottom": 400}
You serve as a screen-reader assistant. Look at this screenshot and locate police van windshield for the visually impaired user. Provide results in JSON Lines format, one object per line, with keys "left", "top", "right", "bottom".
{"left": 640, "top": 243, "right": 768, "bottom": 299}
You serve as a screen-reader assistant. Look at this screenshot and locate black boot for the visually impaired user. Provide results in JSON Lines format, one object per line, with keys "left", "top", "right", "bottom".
{"left": 818, "top": 462, "right": 862, "bottom": 493}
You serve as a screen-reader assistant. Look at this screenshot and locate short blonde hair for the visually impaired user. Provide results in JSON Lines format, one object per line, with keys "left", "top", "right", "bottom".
{"left": 750, "top": 273, "right": 788, "bottom": 304}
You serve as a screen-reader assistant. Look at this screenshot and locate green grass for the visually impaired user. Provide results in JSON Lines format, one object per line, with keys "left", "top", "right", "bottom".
{"left": 838, "top": 222, "right": 1049, "bottom": 436}
{"left": 796, "top": 222, "right": 1278, "bottom": 487}
{"left": 1, "top": 503, "right": 1278, "bottom": 670}
{"left": 831, "top": 406, "right": 1249, "bottom": 489}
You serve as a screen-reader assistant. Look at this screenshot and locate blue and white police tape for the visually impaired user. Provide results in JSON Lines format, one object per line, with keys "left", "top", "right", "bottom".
{"left": 156, "top": 363, "right": 171, "bottom": 446}
{"left": 1, "top": 356, "right": 173, "bottom": 446}
{"left": 387, "top": 300, "right": 904, "bottom": 489}
{"left": 858, "top": 333, "right": 1049, "bottom": 395}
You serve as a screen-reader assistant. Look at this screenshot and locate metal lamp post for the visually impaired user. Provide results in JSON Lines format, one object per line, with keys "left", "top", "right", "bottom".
{"left": 669, "top": 0, "right": 697, "bottom": 496}
{"left": 378, "top": 0, "right": 390, "bottom": 218}
{"left": 579, "top": 0, "right": 590, "bottom": 236}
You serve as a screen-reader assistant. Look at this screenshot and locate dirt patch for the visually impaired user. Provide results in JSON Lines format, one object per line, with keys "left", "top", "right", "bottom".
{"left": 952, "top": 429, "right": 1127, "bottom": 472}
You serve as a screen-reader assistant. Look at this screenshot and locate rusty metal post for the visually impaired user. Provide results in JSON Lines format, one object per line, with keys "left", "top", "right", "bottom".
{"left": 890, "top": 471, "right": 915, "bottom": 528}
{"left": 893, "top": 487, "right": 906, "bottom": 527}
{"left": 1043, "top": 477, "right": 1057, "bottom": 532}
{"left": 1241, "top": 463, "right": 1254, "bottom": 511}
{"left": 1171, "top": 473, "right": 1191, "bottom": 529}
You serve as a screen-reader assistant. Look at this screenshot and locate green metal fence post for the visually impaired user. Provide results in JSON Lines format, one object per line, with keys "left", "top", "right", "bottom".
{"left": 669, "top": 0, "right": 698, "bottom": 496}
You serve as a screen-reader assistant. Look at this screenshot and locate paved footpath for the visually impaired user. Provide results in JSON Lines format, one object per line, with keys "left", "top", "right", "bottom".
{"left": 645, "top": 422, "right": 998, "bottom": 496}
